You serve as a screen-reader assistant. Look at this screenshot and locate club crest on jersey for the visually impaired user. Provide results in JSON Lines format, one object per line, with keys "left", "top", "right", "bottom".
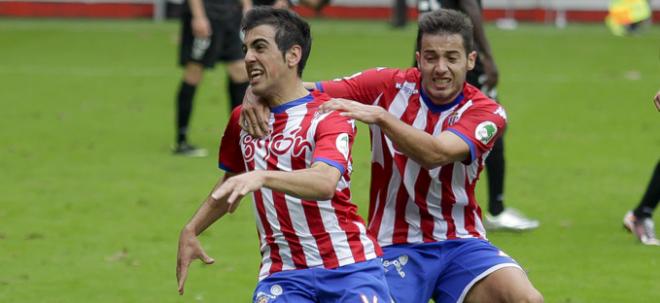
{"left": 382, "top": 255, "right": 409, "bottom": 278}
{"left": 254, "top": 284, "right": 283, "bottom": 303}
{"left": 336, "top": 133, "right": 350, "bottom": 160}
{"left": 475, "top": 121, "right": 498, "bottom": 144}
{"left": 447, "top": 111, "right": 461, "bottom": 126}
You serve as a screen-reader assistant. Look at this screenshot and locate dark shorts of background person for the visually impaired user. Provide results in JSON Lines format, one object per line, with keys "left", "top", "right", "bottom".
{"left": 178, "top": 7, "right": 244, "bottom": 69}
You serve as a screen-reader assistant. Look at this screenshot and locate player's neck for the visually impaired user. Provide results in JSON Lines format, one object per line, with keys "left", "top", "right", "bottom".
{"left": 426, "top": 90, "right": 462, "bottom": 105}
{"left": 264, "top": 81, "right": 310, "bottom": 107}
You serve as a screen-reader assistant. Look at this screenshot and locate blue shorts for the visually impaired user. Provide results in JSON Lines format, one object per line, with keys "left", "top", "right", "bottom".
{"left": 381, "top": 239, "right": 521, "bottom": 303}
{"left": 252, "top": 258, "right": 393, "bottom": 303}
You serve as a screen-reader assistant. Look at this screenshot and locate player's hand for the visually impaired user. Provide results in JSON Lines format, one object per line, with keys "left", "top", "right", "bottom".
{"left": 211, "top": 171, "right": 264, "bottom": 212}
{"left": 240, "top": 87, "right": 271, "bottom": 137}
{"left": 242, "top": 3, "right": 253, "bottom": 16}
{"left": 480, "top": 56, "right": 499, "bottom": 90}
{"left": 320, "top": 98, "right": 386, "bottom": 124}
{"left": 654, "top": 90, "right": 660, "bottom": 112}
{"left": 191, "top": 16, "right": 211, "bottom": 38}
{"left": 272, "top": 0, "right": 290, "bottom": 9}
{"left": 176, "top": 228, "right": 215, "bottom": 295}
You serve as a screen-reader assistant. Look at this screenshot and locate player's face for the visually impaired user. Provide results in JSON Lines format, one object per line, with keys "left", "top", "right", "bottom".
{"left": 243, "top": 25, "right": 291, "bottom": 97}
{"left": 416, "top": 33, "right": 476, "bottom": 105}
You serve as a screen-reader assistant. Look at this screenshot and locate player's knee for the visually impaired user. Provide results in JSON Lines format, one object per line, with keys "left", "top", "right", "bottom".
{"left": 183, "top": 63, "right": 204, "bottom": 85}
{"left": 227, "top": 61, "right": 248, "bottom": 83}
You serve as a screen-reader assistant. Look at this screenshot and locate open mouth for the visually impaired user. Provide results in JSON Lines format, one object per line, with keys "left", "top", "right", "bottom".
{"left": 432, "top": 77, "right": 451, "bottom": 89}
{"left": 248, "top": 68, "right": 264, "bottom": 83}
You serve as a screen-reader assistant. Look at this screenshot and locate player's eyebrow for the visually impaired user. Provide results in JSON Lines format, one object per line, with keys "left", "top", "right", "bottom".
{"left": 249, "top": 38, "right": 269, "bottom": 47}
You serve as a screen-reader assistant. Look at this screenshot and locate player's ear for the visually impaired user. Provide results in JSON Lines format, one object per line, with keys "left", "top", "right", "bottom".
{"left": 415, "top": 51, "right": 421, "bottom": 69}
{"left": 466, "top": 50, "right": 477, "bottom": 71}
{"left": 286, "top": 45, "right": 302, "bottom": 69}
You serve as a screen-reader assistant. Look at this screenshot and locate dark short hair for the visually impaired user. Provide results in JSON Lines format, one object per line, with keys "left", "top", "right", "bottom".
{"left": 242, "top": 7, "right": 312, "bottom": 77}
{"left": 416, "top": 9, "right": 474, "bottom": 55}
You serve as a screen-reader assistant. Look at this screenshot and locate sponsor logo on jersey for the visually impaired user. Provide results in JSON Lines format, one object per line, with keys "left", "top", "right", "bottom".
{"left": 475, "top": 121, "right": 497, "bottom": 144}
{"left": 394, "top": 82, "right": 419, "bottom": 95}
{"left": 382, "top": 255, "right": 409, "bottom": 278}
{"left": 242, "top": 126, "right": 312, "bottom": 162}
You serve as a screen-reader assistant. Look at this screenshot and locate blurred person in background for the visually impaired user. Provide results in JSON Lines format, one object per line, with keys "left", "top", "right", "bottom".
{"left": 622, "top": 90, "right": 660, "bottom": 246}
{"left": 417, "top": 0, "right": 539, "bottom": 231}
{"left": 173, "top": 0, "right": 288, "bottom": 157}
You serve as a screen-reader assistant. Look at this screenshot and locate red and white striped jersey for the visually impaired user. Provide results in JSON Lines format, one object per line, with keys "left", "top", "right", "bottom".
{"left": 317, "top": 67, "right": 508, "bottom": 246}
{"left": 218, "top": 90, "right": 381, "bottom": 280}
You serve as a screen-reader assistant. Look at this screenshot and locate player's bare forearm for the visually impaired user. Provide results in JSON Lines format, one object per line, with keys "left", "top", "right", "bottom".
{"left": 261, "top": 162, "right": 341, "bottom": 200}
{"left": 377, "top": 113, "right": 470, "bottom": 168}
{"left": 241, "top": 0, "right": 253, "bottom": 14}
{"left": 459, "top": 0, "right": 493, "bottom": 61}
{"left": 183, "top": 174, "right": 235, "bottom": 235}
{"left": 188, "top": 0, "right": 207, "bottom": 19}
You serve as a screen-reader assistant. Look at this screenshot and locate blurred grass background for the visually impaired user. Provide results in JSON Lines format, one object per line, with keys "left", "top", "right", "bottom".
{"left": 0, "top": 19, "right": 658, "bottom": 302}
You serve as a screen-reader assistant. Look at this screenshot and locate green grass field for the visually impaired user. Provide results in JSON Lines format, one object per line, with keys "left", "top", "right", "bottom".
{"left": 1, "top": 18, "right": 659, "bottom": 302}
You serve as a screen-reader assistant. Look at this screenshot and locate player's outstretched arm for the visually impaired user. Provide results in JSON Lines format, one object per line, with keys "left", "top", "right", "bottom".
{"left": 321, "top": 98, "right": 469, "bottom": 168}
{"left": 176, "top": 173, "right": 237, "bottom": 295}
{"left": 188, "top": 0, "right": 211, "bottom": 38}
{"left": 654, "top": 90, "right": 660, "bottom": 112}
{"left": 212, "top": 162, "right": 341, "bottom": 203}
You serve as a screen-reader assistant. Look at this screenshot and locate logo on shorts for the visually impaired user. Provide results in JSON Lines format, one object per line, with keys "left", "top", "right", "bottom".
{"left": 191, "top": 37, "right": 211, "bottom": 60}
{"left": 270, "top": 284, "right": 283, "bottom": 296}
{"left": 254, "top": 284, "right": 283, "bottom": 303}
{"left": 475, "top": 121, "right": 497, "bottom": 144}
{"left": 360, "top": 294, "right": 382, "bottom": 303}
{"left": 382, "top": 255, "right": 409, "bottom": 278}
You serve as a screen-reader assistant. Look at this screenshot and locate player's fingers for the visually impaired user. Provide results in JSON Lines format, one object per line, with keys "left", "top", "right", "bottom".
{"left": 245, "top": 109, "right": 264, "bottom": 137}
{"left": 228, "top": 200, "right": 238, "bottom": 213}
{"left": 258, "top": 106, "right": 271, "bottom": 134}
{"left": 199, "top": 250, "right": 215, "bottom": 265}
{"left": 177, "top": 263, "right": 189, "bottom": 295}
{"left": 654, "top": 98, "right": 660, "bottom": 112}
{"left": 227, "top": 188, "right": 241, "bottom": 205}
{"left": 211, "top": 184, "right": 230, "bottom": 201}
{"left": 339, "top": 112, "right": 356, "bottom": 119}
{"left": 239, "top": 111, "right": 247, "bottom": 131}
{"left": 323, "top": 100, "right": 343, "bottom": 111}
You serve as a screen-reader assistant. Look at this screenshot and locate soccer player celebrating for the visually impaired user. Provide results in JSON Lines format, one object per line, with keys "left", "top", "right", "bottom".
{"left": 242, "top": 9, "right": 543, "bottom": 303}
{"left": 417, "top": 0, "right": 539, "bottom": 231}
{"left": 175, "top": 7, "right": 392, "bottom": 302}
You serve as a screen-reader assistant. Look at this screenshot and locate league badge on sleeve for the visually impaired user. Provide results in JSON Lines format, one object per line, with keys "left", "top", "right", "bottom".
{"left": 475, "top": 121, "right": 498, "bottom": 144}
